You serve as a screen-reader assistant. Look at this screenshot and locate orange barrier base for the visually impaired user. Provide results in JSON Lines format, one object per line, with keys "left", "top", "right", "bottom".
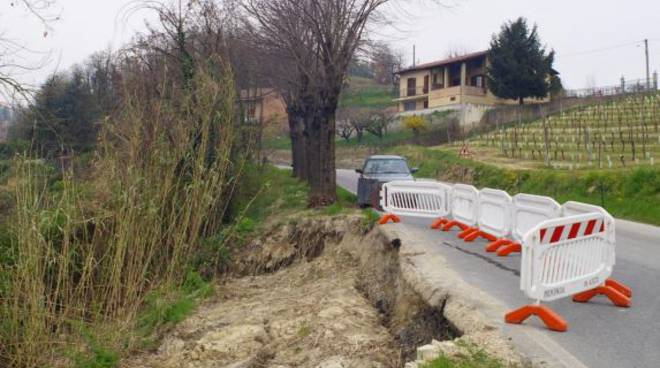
{"left": 442, "top": 220, "right": 468, "bottom": 232}
{"left": 378, "top": 213, "right": 401, "bottom": 225}
{"left": 458, "top": 227, "right": 479, "bottom": 239}
{"left": 497, "top": 242, "right": 521, "bottom": 257}
{"left": 486, "top": 238, "right": 512, "bottom": 252}
{"left": 505, "top": 304, "right": 568, "bottom": 332}
{"left": 464, "top": 230, "right": 498, "bottom": 243}
{"left": 606, "top": 278, "right": 632, "bottom": 298}
{"left": 573, "top": 279, "right": 632, "bottom": 308}
{"left": 430, "top": 218, "right": 448, "bottom": 229}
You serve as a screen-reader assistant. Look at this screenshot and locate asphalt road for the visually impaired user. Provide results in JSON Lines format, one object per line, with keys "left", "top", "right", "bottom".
{"left": 337, "top": 169, "right": 660, "bottom": 368}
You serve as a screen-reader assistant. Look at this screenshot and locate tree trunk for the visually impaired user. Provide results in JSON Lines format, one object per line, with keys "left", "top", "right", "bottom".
{"left": 289, "top": 113, "right": 307, "bottom": 180}
{"left": 356, "top": 129, "right": 363, "bottom": 142}
{"left": 305, "top": 111, "right": 337, "bottom": 207}
{"left": 518, "top": 96, "right": 524, "bottom": 105}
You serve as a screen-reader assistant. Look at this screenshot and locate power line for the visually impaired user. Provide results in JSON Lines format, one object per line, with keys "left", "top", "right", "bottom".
{"left": 558, "top": 40, "right": 642, "bottom": 58}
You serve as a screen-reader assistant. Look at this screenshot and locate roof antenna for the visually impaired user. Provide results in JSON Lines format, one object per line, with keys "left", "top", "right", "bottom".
{"left": 413, "top": 45, "right": 416, "bottom": 67}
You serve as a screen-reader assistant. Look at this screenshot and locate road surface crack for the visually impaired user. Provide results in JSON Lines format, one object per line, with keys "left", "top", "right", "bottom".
{"left": 440, "top": 241, "right": 520, "bottom": 277}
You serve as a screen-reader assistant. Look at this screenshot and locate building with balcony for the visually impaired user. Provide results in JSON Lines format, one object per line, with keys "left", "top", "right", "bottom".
{"left": 240, "top": 88, "right": 288, "bottom": 134}
{"left": 395, "top": 50, "right": 549, "bottom": 114}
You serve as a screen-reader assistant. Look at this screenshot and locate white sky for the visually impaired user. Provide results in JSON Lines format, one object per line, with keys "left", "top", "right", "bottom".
{"left": 2, "top": 0, "right": 660, "bottom": 93}
{"left": 385, "top": 0, "right": 660, "bottom": 89}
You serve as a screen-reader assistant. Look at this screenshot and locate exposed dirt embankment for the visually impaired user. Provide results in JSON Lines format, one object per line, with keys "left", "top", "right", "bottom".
{"left": 123, "top": 215, "right": 513, "bottom": 368}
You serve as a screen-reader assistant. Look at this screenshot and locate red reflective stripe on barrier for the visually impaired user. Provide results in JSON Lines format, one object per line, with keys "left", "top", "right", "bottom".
{"left": 568, "top": 222, "right": 581, "bottom": 239}
{"left": 584, "top": 219, "right": 596, "bottom": 235}
{"left": 540, "top": 228, "right": 547, "bottom": 241}
{"left": 599, "top": 221, "right": 605, "bottom": 233}
{"left": 550, "top": 226, "right": 565, "bottom": 243}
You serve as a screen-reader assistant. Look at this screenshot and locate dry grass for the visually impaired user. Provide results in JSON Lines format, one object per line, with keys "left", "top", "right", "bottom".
{"left": 0, "top": 64, "right": 250, "bottom": 367}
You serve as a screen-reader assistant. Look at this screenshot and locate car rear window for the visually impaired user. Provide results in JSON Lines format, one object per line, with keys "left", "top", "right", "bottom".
{"left": 363, "top": 159, "right": 409, "bottom": 174}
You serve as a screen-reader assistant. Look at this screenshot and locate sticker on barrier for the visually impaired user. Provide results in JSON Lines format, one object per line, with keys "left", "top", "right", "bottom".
{"left": 506, "top": 211, "right": 631, "bottom": 332}
{"left": 442, "top": 184, "right": 479, "bottom": 235}
{"left": 464, "top": 188, "right": 512, "bottom": 243}
{"left": 379, "top": 181, "right": 452, "bottom": 224}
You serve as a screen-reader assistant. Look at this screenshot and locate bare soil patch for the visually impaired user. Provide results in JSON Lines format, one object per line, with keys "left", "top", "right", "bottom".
{"left": 122, "top": 216, "right": 458, "bottom": 368}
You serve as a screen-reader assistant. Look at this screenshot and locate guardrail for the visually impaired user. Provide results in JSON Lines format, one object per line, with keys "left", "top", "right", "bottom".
{"left": 378, "top": 181, "right": 632, "bottom": 332}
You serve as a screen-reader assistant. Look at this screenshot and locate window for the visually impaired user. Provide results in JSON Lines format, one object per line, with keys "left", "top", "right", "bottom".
{"left": 363, "top": 159, "right": 410, "bottom": 175}
{"left": 407, "top": 78, "right": 417, "bottom": 96}
{"left": 449, "top": 64, "right": 462, "bottom": 86}
{"left": 432, "top": 72, "right": 444, "bottom": 89}
{"left": 423, "top": 100, "right": 429, "bottom": 109}
{"left": 403, "top": 101, "right": 416, "bottom": 111}
{"left": 245, "top": 102, "right": 257, "bottom": 122}
{"left": 471, "top": 75, "right": 484, "bottom": 88}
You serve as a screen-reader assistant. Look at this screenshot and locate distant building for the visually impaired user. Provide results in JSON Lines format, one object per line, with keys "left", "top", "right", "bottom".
{"left": 394, "top": 50, "right": 550, "bottom": 115}
{"left": 240, "top": 88, "right": 288, "bottom": 134}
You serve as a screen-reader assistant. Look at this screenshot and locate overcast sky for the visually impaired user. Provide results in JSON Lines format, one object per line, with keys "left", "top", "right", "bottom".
{"left": 2, "top": 0, "right": 660, "bottom": 93}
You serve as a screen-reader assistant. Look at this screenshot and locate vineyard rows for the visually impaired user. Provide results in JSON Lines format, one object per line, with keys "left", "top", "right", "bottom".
{"left": 468, "top": 93, "right": 660, "bottom": 169}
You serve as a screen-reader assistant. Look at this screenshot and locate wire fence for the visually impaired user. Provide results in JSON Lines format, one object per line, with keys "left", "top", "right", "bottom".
{"left": 564, "top": 76, "right": 658, "bottom": 98}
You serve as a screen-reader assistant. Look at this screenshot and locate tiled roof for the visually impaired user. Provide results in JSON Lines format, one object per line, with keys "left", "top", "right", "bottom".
{"left": 398, "top": 50, "right": 488, "bottom": 74}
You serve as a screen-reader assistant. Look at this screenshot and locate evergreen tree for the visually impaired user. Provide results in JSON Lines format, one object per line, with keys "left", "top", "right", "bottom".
{"left": 487, "top": 17, "right": 557, "bottom": 104}
{"left": 15, "top": 68, "right": 100, "bottom": 157}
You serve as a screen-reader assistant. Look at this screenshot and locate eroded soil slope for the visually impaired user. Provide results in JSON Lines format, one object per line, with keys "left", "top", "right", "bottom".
{"left": 123, "top": 216, "right": 403, "bottom": 368}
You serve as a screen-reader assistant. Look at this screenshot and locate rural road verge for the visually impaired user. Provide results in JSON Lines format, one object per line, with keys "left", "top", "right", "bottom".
{"left": 335, "top": 168, "right": 660, "bottom": 368}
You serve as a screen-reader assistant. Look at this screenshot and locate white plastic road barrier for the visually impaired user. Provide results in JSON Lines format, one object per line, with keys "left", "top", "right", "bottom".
{"left": 464, "top": 188, "right": 513, "bottom": 243}
{"left": 379, "top": 181, "right": 452, "bottom": 224}
{"left": 442, "top": 184, "right": 479, "bottom": 234}
{"left": 512, "top": 194, "right": 562, "bottom": 241}
{"left": 490, "top": 194, "right": 562, "bottom": 256}
{"left": 561, "top": 201, "right": 618, "bottom": 268}
{"left": 506, "top": 210, "right": 631, "bottom": 332}
{"left": 562, "top": 201, "right": 609, "bottom": 217}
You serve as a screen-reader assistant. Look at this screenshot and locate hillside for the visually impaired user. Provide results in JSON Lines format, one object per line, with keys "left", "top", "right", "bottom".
{"left": 339, "top": 76, "right": 397, "bottom": 109}
{"left": 462, "top": 92, "right": 660, "bottom": 170}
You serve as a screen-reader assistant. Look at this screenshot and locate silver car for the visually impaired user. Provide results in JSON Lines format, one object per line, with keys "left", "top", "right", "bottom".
{"left": 355, "top": 155, "right": 417, "bottom": 208}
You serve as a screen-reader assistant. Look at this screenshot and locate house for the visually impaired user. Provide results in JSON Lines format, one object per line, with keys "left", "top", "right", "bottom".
{"left": 240, "top": 88, "right": 288, "bottom": 134}
{"left": 394, "top": 50, "right": 549, "bottom": 115}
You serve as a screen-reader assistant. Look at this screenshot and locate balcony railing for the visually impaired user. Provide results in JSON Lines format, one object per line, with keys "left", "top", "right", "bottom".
{"left": 428, "top": 85, "right": 486, "bottom": 98}
{"left": 463, "top": 85, "right": 487, "bottom": 96}
{"left": 399, "top": 84, "right": 486, "bottom": 99}
{"left": 403, "top": 87, "right": 430, "bottom": 98}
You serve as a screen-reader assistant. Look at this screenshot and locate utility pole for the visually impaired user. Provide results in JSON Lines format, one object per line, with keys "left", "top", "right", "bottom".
{"left": 645, "top": 39, "right": 650, "bottom": 90}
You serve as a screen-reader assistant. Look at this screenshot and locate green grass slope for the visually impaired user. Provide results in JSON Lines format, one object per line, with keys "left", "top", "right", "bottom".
{"left": 339, "top": 76, "right": 396, "bottom": 109}
{"left": 388, "top": 145, "right": 660, "bottom": 225}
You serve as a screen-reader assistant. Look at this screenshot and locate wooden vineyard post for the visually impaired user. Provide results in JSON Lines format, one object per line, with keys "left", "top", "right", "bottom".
{"left": 584, "top": 127, "right": 592, "bottom": 164}
{"left": 544, "top": 120, "right": 549, "bottom": 166}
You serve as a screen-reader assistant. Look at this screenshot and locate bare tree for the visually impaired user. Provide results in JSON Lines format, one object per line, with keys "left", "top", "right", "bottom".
{"left": 370, "top": 41, "right": 402, "bottom": 86}
{"left": 336, "top": 120, "right": 355, "bottom": 142}
{"left": 245, "top": 0, "right": 402, "bottom": 206}
{"left": 445, "top": 44, "right": 473, "bottom": 59}
{"left": 1, "top": 0, "right": 59, "bottom": 97}
{"left": 366, "top": 108, "right": 396, "bottom": 138}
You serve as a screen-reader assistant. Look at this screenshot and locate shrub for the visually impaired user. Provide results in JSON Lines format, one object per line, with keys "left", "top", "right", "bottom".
{"left": 402, "top": 115, "right": 427, "bottom": 135}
